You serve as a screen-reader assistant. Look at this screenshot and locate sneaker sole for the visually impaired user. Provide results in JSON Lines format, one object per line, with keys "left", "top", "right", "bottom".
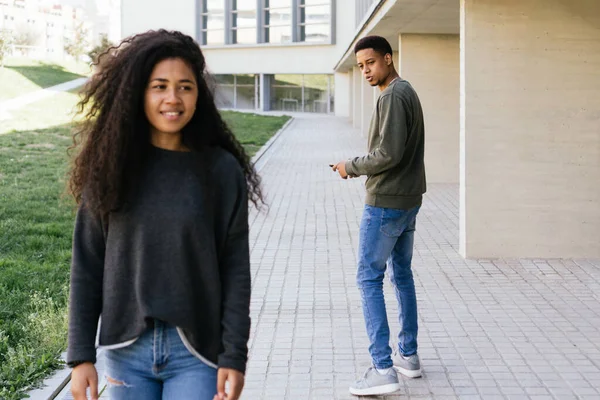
{"left": 394, "top": 365, "right": 422, "bottom": 378}
{"left": 349, "top": 382, "right": 402, "bottom": 396}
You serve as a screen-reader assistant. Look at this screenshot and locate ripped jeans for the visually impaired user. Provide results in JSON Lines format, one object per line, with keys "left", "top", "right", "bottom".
{"left": 104, "top": 319, "right": 217, "bottom": 400}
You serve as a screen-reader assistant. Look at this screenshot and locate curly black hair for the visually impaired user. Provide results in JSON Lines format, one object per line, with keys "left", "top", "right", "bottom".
{"left": 69, "top": 29, "right": 264, "bottom": 216}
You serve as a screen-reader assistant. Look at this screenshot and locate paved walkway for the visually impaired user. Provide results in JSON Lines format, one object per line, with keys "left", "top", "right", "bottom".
{"left": 244, "top": 115, "right": 600, "bottom": 399}
{"left": 0, "top": 77, "right": 86, "bottom": 120}
{"left": 35, "top": 114, "right": 600, "bottom": 399}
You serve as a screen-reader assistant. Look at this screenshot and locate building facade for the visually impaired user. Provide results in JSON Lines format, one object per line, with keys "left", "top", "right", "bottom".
{"left": 121, "top": 0, "right": 600, "bottom": 259}
{"left": 121, "top": 0, "right": 357, "bottom": 114}
{"left": 333, "top": 0, "right": 600, "bottom": 259}
{"left": 0, "top": 0, "right": 121, "bottom": 61}
{"left": 0, "top": 0, "right": 93, "bottom": 60}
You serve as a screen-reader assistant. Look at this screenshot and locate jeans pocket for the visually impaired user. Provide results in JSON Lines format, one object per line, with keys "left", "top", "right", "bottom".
{"left": 380, "top": 208, "right": 407, "bottom": 237}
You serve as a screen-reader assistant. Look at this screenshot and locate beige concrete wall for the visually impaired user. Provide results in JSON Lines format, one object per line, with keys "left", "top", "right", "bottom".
{"left": 400, "top": 34, "right": 459, "bottom": 183}
{"left": 461, "top": 0, "right": 600, "bottom": 258}
{"left": 343, "top": 50, "right": 398, "bottom": 130}
{"left": 121, "top": 0, "right": 351, "bottom": 75}
{"left": 393, "top": 51, "right": 399, "bottom": 70}
{"left": 352, "top": 66, "right": 361, "bottom": 129}
{"left": 334, "top": 72, "right": 351, "bottom": 118}
{"left": 121, "top": 0, "right": 196, "bottom": 38}
{"left": 203, "top": 45, "right": 339, "bottom": 75}
{"left": 361, "top": 79, "right": 375, "bottom": 137}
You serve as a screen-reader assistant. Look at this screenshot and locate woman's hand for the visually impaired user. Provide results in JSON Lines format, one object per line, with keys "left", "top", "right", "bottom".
{"left": 213, "top": 368, "right": 245, "bottom": 400}
{"left": 71, "top": 362, "right": 99, "bottom": 400}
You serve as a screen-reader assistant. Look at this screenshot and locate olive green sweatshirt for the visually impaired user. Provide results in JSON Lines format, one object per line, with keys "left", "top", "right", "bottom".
{"left": 345, "top": 78, "right": 426, "bottom": 210}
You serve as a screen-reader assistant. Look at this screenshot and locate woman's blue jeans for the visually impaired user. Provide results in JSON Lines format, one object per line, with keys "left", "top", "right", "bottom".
{"left": 104, "top": 320, "right": 218, "bottom": 399}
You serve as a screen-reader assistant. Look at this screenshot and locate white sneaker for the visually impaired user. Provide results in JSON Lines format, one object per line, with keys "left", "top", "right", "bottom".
{"left": 349, "top": 366, "right": 402, "bottom": 396}
{"left": 392, "top": 351, "right": 422, "bottom": 378}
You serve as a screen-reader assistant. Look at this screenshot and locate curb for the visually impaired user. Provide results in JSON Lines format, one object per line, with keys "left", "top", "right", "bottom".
{"left": 28, "top": 352, "right": 107, "bottom": 400}
{"left": 251, "top": 116, "right": 294, "bottom": 171}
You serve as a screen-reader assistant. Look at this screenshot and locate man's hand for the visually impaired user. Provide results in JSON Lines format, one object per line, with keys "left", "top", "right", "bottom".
{"left": 71, "top": 362, "right": 99, "bottom": 400}
{"left": 214, "top": 368, "right": 245, "bottom": 400}
{"left": 332, "top": 161, "right": 350, "bottom": 179}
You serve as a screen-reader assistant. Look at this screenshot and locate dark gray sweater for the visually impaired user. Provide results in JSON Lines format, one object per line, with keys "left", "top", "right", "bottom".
{"left": 67, "top": 146, "right": 251, "bottom": 373}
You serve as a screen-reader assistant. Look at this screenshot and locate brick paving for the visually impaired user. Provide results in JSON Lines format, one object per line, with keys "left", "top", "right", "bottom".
{"left": 48, "top": 113, "right": 600, "bottom": 399}
{"left": 243, "top": 114, "right": 600, "bottom": 399}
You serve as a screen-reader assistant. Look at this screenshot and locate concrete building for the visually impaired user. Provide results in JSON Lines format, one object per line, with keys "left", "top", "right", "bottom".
{"left": 60, "top": 0, "right": 122, "bottom": 45}
{"left": 0, "top": 0, "right": 93, "bottom": 60}
{"left": 121, "top": 0, "right": 600, "bottom": 259}
{"left": 122, "top": 0, "right": 344, "bottom": 113}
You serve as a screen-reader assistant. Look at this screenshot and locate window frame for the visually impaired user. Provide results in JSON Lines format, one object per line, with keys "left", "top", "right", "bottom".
{"left": 198, "top": 0, "right": 227, "bottom": 45}
{"left": 297, "top": 0, "right": 332, "bottom": 44}
{"left": 230, "top": 0, "right": 259, "bottom": 45}
{"left": 197, "top": 0, "right": 334, "bottom": 46}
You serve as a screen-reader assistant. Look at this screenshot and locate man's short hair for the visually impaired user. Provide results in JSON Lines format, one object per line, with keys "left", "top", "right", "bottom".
{"left": 354, "top": 35, "right": 393, "bottom": 57}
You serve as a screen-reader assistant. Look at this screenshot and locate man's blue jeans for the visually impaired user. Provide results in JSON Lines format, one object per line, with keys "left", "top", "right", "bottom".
{"left": 357, "top": 204, "right": 420, "bottom": 369}
{"left": 104, "top": 320, "right": 218, "bottom": 399}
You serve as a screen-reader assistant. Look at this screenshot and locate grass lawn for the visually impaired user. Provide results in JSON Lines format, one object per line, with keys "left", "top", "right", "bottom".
{"left": 0, "top": 125, "right": 73, "bottom": 400}
{"left": 0, "top": 91, "right": 289, "bottom": 398}
{"left": 221, "top": 111, "right": 290, "bottom": 156}
{"left": 0, "top": 57, "right": 89, "bottom": 102}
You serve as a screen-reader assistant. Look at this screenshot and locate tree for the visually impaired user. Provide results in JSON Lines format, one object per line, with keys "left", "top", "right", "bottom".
{"left": 0, "top": 30, "right": 13, "bottom": 67}
{"left": 64, "top": 22, "right": 89, "bottom": 62}
{"left": 13, "top": 23, "right": 41, "bottom": 47}
{"left": 87, "top": 34, "right": 115, "bottom": 64}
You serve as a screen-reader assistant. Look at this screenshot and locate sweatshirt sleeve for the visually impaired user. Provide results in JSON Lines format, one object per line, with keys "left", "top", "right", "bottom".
{"left": 66, "top": 203, "right": 105, "bottom": 366}
{"left": 345, "top": 93, "right": 408, "bottom": 177}
{"left": 218, "top": 168, "right": 251, "bottom": 374}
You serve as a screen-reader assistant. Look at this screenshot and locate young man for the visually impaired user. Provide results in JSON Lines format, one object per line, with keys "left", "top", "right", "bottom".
{"left": 332, "top": 35, "right": 426, "bottom": 396}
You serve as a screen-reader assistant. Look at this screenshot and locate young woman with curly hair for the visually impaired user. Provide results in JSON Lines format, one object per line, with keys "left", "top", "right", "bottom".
{"left": 66, "top": 29, "right": 261, "bottom": 400}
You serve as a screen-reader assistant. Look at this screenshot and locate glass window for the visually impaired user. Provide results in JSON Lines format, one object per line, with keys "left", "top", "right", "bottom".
{"left": 214, "top": 74, "right": 234, "bottom": 107}
{"left": 267, "top": 0, "right": 289, "bottom": 7}
{"left": 201, "top": 0, "right": 332, "bottom": 46}
{"left": 298, "top": 0, "right": 330, "bottom": 43}
{"left": 232, "top": 0, "right": 257, "bottom": 44}
{"left": 271, "top": 74, "right": 333, "bottom": 113}
{"left": 302, "top": 75, "right": 328, "bottom": 113}
{"left": 201, "top": 0, "right": 225, "bottom": 45}
{"left": 235, "top": 74, "right": 257, "bottom": 109}
{"left": 236, "top": 74, "right": 256, "bottom": 85}
{"left": 215, "top": 74, "right": 235, "bottom": 85}
{"left": 300, "top": 3, "right": 330, "bottom": 23}
{"left": 264, "top": 0, "right": 292, "bottom": 44}
{"left": 300, "top": 23, "right": 329, "bottom": 43}
{"left": 272, "top": 74, "right": 302, "bottom": 111}
{"left": 213, "top": 74, "right": 258, "bottom": 110}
